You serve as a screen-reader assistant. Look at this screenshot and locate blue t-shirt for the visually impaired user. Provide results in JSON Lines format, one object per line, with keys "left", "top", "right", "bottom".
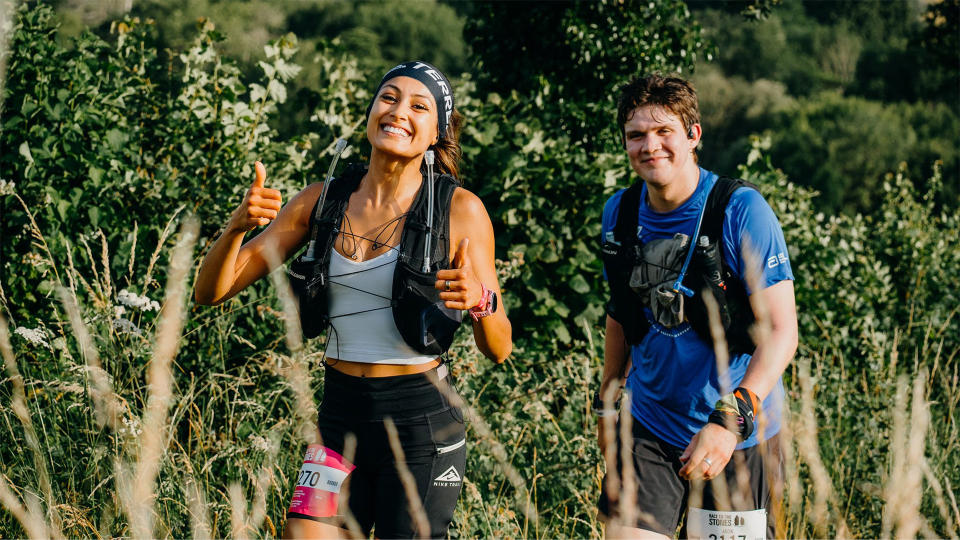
{"left": 601, "top": 168, "right": 794, "bottom": 449}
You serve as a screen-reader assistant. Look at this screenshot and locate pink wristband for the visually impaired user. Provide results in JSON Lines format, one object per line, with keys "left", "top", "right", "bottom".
{"left": 469, "top": 284, "right": 494, "bottom": 321}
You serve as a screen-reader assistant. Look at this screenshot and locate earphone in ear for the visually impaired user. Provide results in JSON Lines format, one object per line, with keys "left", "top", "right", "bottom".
{"left": 687, "top": 125, "right": 695, "bottom": 139}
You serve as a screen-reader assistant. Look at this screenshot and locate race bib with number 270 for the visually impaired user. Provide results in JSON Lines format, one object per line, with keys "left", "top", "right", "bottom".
{"left": 287, "top": 444, "right": 356, "bottom": 518}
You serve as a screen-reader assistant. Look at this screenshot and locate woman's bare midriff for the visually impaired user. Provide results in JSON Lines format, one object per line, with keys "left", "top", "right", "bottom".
{"left": 325, "top": 357, "right": 441, "bottom": 378}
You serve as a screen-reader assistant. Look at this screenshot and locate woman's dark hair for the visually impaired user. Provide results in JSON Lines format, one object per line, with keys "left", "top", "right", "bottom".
{"left": 429, "top": 108, "right": 463, "bottom": 180}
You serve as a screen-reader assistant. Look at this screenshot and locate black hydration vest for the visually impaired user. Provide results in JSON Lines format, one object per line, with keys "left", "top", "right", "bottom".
{"left": 600, "top": 176, "right": 758, "bottom": 355}
{"left": 287, "top": 163, "right": 463, "bottom": 355}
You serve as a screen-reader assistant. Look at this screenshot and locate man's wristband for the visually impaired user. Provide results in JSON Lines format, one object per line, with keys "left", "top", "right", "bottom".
{"left": 592, "top": 389, "right": 620, "bottom": 417}
{"left": 707, "top": 386, "right": 760, "bottom": 440}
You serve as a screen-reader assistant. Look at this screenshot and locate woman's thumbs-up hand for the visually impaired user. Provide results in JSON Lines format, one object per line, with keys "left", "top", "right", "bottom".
{"left": 229, "top": 161, "right": 283, "bottom": 233}
{"left": 435, "top": 238, "right": 482, "bottom": 310}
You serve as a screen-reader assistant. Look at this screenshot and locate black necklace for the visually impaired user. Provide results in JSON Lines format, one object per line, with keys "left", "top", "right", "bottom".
{"left": 339, "top": 212, "right": 408, "bottom": 260}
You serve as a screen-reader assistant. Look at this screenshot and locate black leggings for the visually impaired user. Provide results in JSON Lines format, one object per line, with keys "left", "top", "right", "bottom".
{"left": 287, "top": 365, "right": 466, "bottom": 539}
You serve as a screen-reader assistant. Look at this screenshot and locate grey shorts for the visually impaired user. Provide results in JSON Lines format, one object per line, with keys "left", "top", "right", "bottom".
{"left": 597, "top": 419, "right": 782, "bottom": 538}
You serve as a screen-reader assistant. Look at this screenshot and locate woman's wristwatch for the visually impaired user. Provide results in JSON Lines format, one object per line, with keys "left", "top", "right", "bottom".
{"left": 469, "top": 283, "right": 498, "bottom": 321}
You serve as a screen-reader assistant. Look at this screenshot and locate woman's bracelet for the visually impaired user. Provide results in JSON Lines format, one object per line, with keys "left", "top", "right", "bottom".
{"left": 469, "top": 283, "right": 497, "bottom": 321}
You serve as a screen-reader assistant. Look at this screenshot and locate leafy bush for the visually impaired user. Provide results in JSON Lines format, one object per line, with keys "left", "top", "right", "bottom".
{"left": 0, "top": 4, "right": 372, "bottom": 354}
{"left": 740, "top": 138, "right": 959, "bottom": 536}
{"left": 764, "top": 93, "right": 959, "bottom": 212}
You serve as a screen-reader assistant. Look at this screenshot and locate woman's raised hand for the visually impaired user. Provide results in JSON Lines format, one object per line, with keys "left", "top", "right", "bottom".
{"left": 230, "top": 161, "right": 283, "bottom": 233}
{"left": 435, "top": 238, "right": 483, "bottom": 310}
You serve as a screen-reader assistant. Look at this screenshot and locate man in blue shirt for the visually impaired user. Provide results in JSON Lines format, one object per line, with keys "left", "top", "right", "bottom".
{"left": 595, "top": 75, "right": 797, "bottom": 539}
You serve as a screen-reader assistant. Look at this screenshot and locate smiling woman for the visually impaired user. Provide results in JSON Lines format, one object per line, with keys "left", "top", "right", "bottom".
{"left": 194, "top": 61, "right": 512, "bottom": 539}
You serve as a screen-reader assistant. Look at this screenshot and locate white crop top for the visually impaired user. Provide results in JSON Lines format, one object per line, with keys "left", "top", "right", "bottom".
{"left": 325, "top": 248, "right": 437, "bottom": 364}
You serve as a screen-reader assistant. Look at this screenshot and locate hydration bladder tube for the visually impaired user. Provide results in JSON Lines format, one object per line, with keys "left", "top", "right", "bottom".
{"left": 671, "top": 182, "right": 715, "bottom": 298}
{"left": 422, "top": 150, "right": 436, "bottom": 272}
{"left": 302, "top": 138, "right": 348, "bottom": 261}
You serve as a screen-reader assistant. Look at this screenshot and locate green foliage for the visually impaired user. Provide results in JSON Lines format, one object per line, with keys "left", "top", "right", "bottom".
{"left": 446, "top": 331, "right": 603, "bottom": 538}
{"left": 916, "top": 0, "right": 960, "bottom": 104}
{"left": 296, "top": 0, "right": 467, "bottom": 75}
{"left": 764, "top": 93, "right": 958, "bottom": 212}
{"left": 460, "top": 0, "right": 711, "bottom": 344}
{"left": 686, "top": 0, "right": 783, "bottom": 20}
{"left": 51, "top": 0, "right": 467, "bottom": 141}
{"left": 691, "top": 0, "right": 959, "bottom": 215}
{"left": 1, "top": 3, "right": 959, "bottom": 539}
{"left": 802, "top": 0, "right": 917, "bottom": 44}
{"left": 739, "top": 139, "right": 959, "bottom": 536}
{"left": 0, "top": 4, "right": 370, "bottom": 332}
{"left": 692, "top": 63, "right": 795, "bottom": 175}
{"left": 0, "top": 4, "right": 362, "bottom": 536}
{"left": 466, "top": 0, "right": 712, "bottom": 138}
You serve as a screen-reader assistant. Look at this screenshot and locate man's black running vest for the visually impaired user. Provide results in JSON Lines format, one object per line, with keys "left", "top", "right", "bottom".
{"left": 288, "top": 163, "right": 462, "bottom": 355}
{"left": 601, "top": 176, "right": 758, "bottom": 355}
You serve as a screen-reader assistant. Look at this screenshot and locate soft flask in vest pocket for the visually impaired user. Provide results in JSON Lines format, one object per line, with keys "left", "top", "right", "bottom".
{"left": 392, "top": 260, "right": 462, "bottom": 356}
{"left": 287, "top": 257, "right": 330, "bottom": 339}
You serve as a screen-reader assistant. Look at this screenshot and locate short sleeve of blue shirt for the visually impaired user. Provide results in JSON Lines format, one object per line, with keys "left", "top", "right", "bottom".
{"left": 722, "top": 187, "right": 794, "bottom": 293}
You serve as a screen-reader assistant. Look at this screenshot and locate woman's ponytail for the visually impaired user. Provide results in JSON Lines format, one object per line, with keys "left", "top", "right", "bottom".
{"left": 430, "top": 109, "right": 463, "bottom": 181}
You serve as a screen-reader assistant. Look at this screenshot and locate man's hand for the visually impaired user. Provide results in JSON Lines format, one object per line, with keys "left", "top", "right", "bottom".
{"left": 678, "top": 423, "right": 737, "bottom": 480}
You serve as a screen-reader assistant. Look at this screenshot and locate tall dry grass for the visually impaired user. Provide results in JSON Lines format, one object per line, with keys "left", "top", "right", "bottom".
{"left": 0, "top": 198, "right": 957, "bottom": 539}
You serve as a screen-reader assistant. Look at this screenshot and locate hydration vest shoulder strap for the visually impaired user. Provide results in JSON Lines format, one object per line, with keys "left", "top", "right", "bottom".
{"left": 613, "top": 182, "right": 644, "bottom": 248}
{"left": 405, "top": 174, "right": 458, "bottom": 228}
{"left": 301, "top": 164, "right": 365, "bottom": 254}
{"left": 311, "top": 164, "right": 366, "bottom": 225}
{"left": 699, "top": 176, "right": 760, "bottom": 244}
{"left": 691, "top": 175, "right": 762, "bottom": 355}
{"left": 399, "top": 174, "right": 458, "bottom": 269}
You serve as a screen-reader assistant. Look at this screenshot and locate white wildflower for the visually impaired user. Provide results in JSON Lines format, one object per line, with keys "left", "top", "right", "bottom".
{"left": 250, "top": 435, "right": 274, "bottom": 453}
{"left": 113, "top": 317, "right": 141, "bottom": 336}
{"left": 0, "top": 178, "right": 14, "bottom": 196}
{"left": 117, "top": 289, "right": 161, "bottom": 312}
{"left": 114, "top": 305, "right": 126, "bottom": 318}
{"left": 25, "top": 252, "right": 46, "bottom": 268}
{"left": 14, "top": 326, "right": 50, "bottom": 349}
{"left": 120, "top": 415, "right": 143, "bottom": 438}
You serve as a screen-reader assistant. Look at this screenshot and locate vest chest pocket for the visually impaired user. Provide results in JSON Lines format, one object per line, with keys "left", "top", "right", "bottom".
{"left": 392, "top": 261, "right": 463, "bottom": 355}
{"left": 288, "top": 256, "right": 331, "bottom": 339}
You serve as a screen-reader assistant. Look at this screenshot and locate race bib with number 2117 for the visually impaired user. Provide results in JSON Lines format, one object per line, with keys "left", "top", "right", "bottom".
{"left": 686, "top": 507, "right": 767, "bottom": 540}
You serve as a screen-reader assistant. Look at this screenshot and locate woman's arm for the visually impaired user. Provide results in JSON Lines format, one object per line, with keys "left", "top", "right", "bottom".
{"left": 437, "top": 188, "right": 513, "bottom": 363}
{"left": 195, "top": 162, "right": 322, "bottom": 305}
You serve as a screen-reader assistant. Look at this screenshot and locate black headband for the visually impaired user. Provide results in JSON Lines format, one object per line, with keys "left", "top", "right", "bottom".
{"left": 367, "top": 61, "right": 455, "bottom": 140}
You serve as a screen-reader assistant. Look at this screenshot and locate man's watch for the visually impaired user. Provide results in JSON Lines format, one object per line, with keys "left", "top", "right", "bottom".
{"left": 469, "top": 284, "right": 498, "bottom": 321}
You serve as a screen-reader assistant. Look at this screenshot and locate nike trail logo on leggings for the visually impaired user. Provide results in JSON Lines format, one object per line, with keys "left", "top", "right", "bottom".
{"left": 433, "top": 466, "right": 461, "bottom": 487}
